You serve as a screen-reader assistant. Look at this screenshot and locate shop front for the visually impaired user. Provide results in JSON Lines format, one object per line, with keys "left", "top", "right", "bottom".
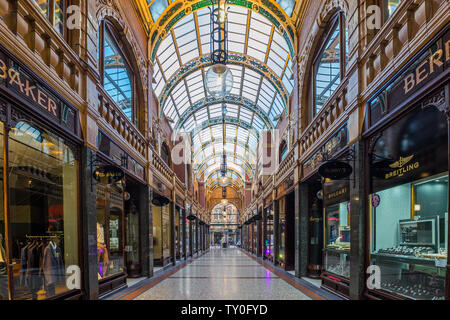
{"left": 264, "top": 202, "right": 274, "bottom": 262}
{"left": 300, "top": 125, "right": 348, "bottom": 279}
{"left": 96, "top": 131, "right": 146, "bottom": 295}
{"left": 321, "top": 178, "right": 350, "bottom": 297}
{"left": 275, "top": 175, "right": 295, "bottom": 270}
{"left": 0, "top": 44, "right": 83, "bottom": 300}
{"left": 151, "top": 181, "right": 172, "bottom": 267}
{"left": 364, "top": 25, "right": 450, "bottom": 300}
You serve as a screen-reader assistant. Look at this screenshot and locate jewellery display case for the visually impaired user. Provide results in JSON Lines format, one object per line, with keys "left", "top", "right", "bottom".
{"left": 371, "top": 216, "right": 447, "bottom": 300}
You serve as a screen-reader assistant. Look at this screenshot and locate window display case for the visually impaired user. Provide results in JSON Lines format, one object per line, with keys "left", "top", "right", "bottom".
{"left": 265, "top": 206, "right": 274, "bottom": 259}
{"left": 324, "top": 201, "right": 350, "bottom": 278}
{"left": 370, "top": 175, "right": 448, "bottom": 300}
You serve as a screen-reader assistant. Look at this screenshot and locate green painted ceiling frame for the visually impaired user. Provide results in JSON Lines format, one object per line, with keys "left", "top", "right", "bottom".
{"left": 192, "top": 137, "right": 257, "bottom": 161}
{"left": 191, "top": 116, "right": 260, "bottom": 139}
{"left": 150, "top": 0, "right": 296, "bottom": 62}
{"left": 159, "top": 52, "right": 289, "bottom": 119}
{"left": 174, "top": 94, "right": 274, "bottom": 134}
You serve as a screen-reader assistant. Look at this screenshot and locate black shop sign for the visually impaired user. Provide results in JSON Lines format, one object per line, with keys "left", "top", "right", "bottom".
{"left": 318, "top": 160, "right": 353, "bottom": 180}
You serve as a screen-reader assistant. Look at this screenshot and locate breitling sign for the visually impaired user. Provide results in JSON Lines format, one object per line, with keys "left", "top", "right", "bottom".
{"left": 384, "top": 155, "right": 420, "bottom": 180}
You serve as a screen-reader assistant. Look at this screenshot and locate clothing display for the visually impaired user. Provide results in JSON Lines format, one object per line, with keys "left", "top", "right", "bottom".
{"left": 97, "top": 223, "right": 105, "bottom": 244}
{"left": 18, "top": 238, "right": 65, "bottom": 300}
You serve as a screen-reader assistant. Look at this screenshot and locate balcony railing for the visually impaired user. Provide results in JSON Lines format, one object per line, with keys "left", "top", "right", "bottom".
{"left": 97, "top": 86, "right": 147, "bottom": 159}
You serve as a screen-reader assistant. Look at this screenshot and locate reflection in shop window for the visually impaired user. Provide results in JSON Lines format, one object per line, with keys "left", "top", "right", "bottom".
{"left": 8, "top": 121, "right": 79, "bottom": 300}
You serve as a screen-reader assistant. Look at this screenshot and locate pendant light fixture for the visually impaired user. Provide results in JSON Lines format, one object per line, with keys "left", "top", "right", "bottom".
{"left": 205, "top": 0, "right": 233, "bottom": 99}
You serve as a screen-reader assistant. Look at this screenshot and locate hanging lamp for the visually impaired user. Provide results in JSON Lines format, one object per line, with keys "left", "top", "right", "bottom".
{"left": 205, "top": 0, "right": 233, "bottom": 99}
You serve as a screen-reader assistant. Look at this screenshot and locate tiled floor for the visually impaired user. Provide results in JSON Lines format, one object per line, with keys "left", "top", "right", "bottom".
{"left": 133, "top": 247, "right": 312, "bottom": 300}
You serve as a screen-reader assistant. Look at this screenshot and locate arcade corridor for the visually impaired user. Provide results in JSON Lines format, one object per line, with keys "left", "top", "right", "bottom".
{"left": 107, "top": 248, "right": 339, "bottom": 300}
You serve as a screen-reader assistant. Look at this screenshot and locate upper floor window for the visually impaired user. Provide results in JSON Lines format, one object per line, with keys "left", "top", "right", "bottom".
{"left": 98, "top": 20, "right": 138, "bottom": 126}
{"left": 161, "top": 142, "right": 171, "bottom": 167}
{"left": 383, "top": 0, "right": 401, "bottom": 20}
{"left": 32, "top": 0, "right": 67, "bottom": 37}
{"left": 312, "top": 12, "right": 347, "bottom": 117}
{"left": 279, "top": 140, "right": 288, "bottom": 163}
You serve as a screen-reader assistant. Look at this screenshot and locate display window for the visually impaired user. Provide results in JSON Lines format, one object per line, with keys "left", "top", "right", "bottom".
{"left": 278, "top": 198, "right": 286, "bottom": 262}
{"left": 96, "top": 183, "right": 125, "bottom": 279}
{"left": 152, "top": 200, "right": 171, "bottom": 265}
{"left": 323, "top": 178, "right": 350, "bottom": 279}
{"left": 0, "top": 120, "right": 80, "bottom": 300}
{"left": 265, "top": 206, "right": 274, "bottom": 259}
{"left": 193, "top": 219, "right": 197, "bottom": 253}
{"left": 324, "top": 201, "right": 350, "bottom": 278}
{"left": 185, "top": 218, "right": 190, "bottom": 257}
{"left": 124, "top": 185, "right": 141, "bottom": 277}
{"left": 368, "top": 101, "right": 448, "bottom": 300}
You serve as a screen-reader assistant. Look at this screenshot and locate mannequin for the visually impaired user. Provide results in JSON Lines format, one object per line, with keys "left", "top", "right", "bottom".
{"left": 97, "top": 223, "right": 109, "bottom": 278}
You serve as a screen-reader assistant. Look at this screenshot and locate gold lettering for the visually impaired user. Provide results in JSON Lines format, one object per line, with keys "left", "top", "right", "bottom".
{"left": 8, "top": 68, "right": 24, "bottom": 92}
{"left": 416, "top": 59, "right": 428, "bottom": 85}
{"left": 429, "top": 49, "right": 443, "bottom": 73}
{"left": 24, "top": 80, "right": 36, "bottom": 102}
{"left": 0, "top": 58, "right": 6, "bottom": 79}
{"left": 48, "top": 98, "right": 57, "bottom": 117}
{"left": 404, "top": 74, "right": 415, "bottom": 94}
{"left": 37, "top": 89, "right": 48, "bottom": 110}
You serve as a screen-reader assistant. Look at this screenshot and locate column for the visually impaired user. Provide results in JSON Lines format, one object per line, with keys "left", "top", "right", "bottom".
{"left": 170, "top": 201, "right": 176, "bottom": 266}
{"left": 81, "top": 147, "right": 99, "bottom": 300}
{"left": 273, "top": 199, "right": 279, "bottom": 265}
{"left": 138, "top": 184, "right": 152, "bottom": 277}
{"left": 296, "top": 183, "right": 309, "bottom": 277}
{"left": 189, "top": 218, "right": 193, "bottom": 257}
{"left": 181, "top": 209, "right": 186, "bottom": 260}
{"left": 349, "top": 140, "right": 366, "bottom": 300}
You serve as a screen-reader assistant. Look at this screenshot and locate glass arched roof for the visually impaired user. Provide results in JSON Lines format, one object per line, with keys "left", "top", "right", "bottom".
{"left": 151, "top": 3, "right": 294, "bottom": 183}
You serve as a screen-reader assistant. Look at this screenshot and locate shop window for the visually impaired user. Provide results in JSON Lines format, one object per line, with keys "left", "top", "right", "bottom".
{"left": 279, "top": 140, "right": 288, "bottom": 164}
{"left": 32, "top": 0, "right": 67, "bottom": 37}
{"left": 98, "top": 20, "right": 138, "bottom": 126}
{"left": 278, "top": 198, "right": 286, "bottom": 262}
{"left": 369, "top": 104, "right": 448, "bottom": 300}
{"left": 312, "top": 12, "right": 348, "bottom": 117}
{"left": 7, "top": 120, "right": 79, "bottom": 300}
{"left": 96, "top": 183, "right": 125, "bottom": 280}
{"left": 0, "top": 122, "right": 6, "bottom": 301}
{"left": 265, "top": 206, "right": 274, "bottom": 259}
{"left": 324, "top": 201, "right": 350, "bottom": 278}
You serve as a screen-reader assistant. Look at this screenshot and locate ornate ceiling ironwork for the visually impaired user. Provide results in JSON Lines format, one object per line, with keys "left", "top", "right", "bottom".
{"left": 147, "top": 0, "right": 296, "bottom": 61}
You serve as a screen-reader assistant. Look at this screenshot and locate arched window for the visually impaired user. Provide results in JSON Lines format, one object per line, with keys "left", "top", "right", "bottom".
{"left": 279, "top": 140, "right": 288, "bottom": 163}
{"left": 98, "top": 20, "right": 138, "bottom": 126}
{"left": 312, "top": 11, "right": 348, "bottom": 117}
{"left": 161, "top": 142, "right": 171, "bottom": 167}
